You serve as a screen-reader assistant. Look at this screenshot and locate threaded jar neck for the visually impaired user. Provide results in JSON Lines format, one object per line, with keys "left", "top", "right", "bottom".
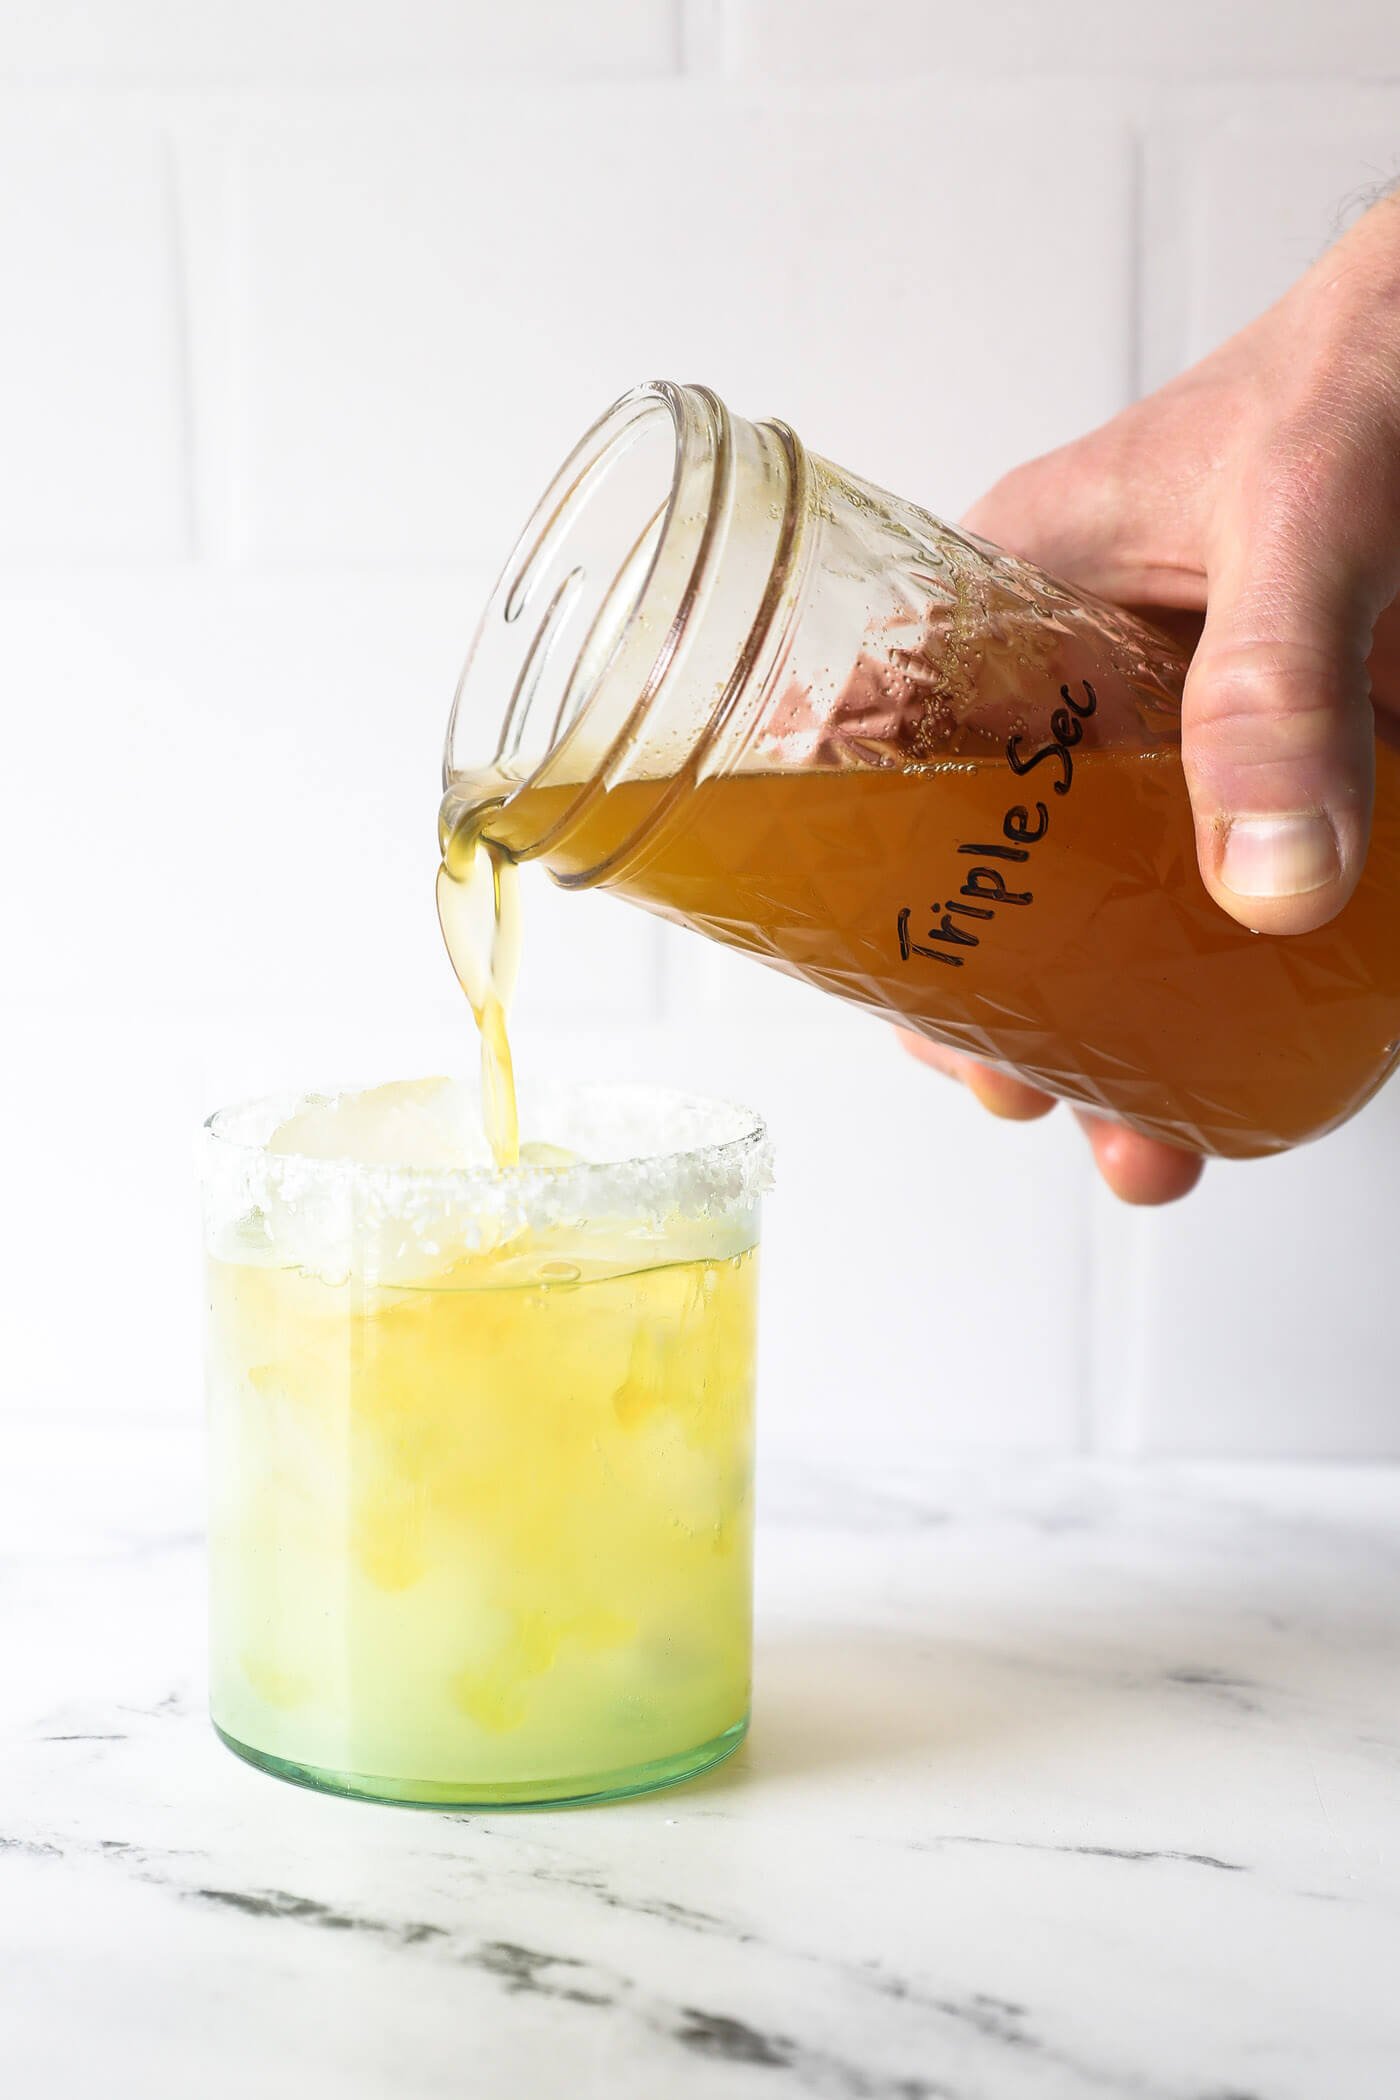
{"left": 443, "top": 381, "right": 811, "bottom": 888}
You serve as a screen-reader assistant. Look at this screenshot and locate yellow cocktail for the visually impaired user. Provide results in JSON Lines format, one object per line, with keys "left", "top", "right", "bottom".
{"left": 202, "top": 1080, "right": 766, "bottom": 1806}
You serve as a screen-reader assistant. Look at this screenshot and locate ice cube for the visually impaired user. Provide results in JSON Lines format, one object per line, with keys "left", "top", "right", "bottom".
{"left": 268, "top": 1077, "right": 491, "bottom": 1171}
{"left": 516, "top": 1140, "right": 580, "bottom": 1173}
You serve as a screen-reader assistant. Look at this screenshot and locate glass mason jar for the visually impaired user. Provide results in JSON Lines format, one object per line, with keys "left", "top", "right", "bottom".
{"left": 443, "top": 381, "right": 1400, "bottom": 1160}
{"left": 201, "top": 1079, "right": 767, "bottom": 1808}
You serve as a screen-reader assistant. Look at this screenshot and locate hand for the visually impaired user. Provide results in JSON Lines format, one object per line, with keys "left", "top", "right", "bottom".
{"left": 903, "top": 191, "right": 1400, "bottom": 1204}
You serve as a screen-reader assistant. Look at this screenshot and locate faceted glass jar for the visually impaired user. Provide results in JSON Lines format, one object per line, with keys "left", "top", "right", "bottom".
{"left": 201, "top": 1080, "right": 768, "bottom": 1808}
{"left": 444, "top": 381, "right": 1400, "bottom": 1159}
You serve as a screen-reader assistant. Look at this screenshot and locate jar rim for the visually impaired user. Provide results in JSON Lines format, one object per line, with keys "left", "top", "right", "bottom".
{"left": 443, "top": 381, "right": 714, "bottom": 828}
{"left": 441, "top": 380, "right": 810, "bottom": 892}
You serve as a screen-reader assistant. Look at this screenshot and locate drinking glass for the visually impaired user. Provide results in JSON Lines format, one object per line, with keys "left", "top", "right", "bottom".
{"left": 201, "top": 1079, "right": 768, "bottom": 1807}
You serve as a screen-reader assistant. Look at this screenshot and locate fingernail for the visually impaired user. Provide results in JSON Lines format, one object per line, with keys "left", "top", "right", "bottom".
{"left": 1220, "top": 813, "right": 1339, "bottom": 899}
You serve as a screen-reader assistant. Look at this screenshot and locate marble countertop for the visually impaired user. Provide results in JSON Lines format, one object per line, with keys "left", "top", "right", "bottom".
{"left": 4, "top": 1418, "right": 1399, "bottom": 2099}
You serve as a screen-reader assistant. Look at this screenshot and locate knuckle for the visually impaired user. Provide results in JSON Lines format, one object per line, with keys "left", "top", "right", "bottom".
{"left": 1243, "top": 379, "right": 1400, "bottom": 560}
{"left": 961, "top": 459, "right": 1051, "bottom": 542}
{"left": 962, "top": 427, "right": 1140, "bottom": 576}
{"left": 1183, "top": 643, "right": 1364, "bottom": 765}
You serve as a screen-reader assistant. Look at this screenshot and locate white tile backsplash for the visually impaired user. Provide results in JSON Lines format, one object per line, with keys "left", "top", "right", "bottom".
{"left": 5, "top": 8, "right": 1400, "bottom": 1454}
{"left": 5, "top": 571, "right": 460, "bottom": 1018}
{"left": 0, "top": 2, "right": 680, "bottom": 80}
{"left": 1139, "top": 84, "right": 1400, "bottom": 392}
{"left": 1184, "top": 114, "right": 1400, "bottom": 363}
{"left": 2, "top": 566, "right": 666, "bottom": 1030}
{"left": 0, "top": 117, "right": 188, "bottom": 558}
{"left": 229, "top": 84, "right": 1133, "bottom": 563}
{"left": 724, "top": 1, "right": 1400, "bottom": 80}
{"left": 1092, "top": 1080, "right": 1400, "bottom": 1460}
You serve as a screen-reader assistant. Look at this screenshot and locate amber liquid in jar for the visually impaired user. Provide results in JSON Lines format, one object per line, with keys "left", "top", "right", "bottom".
{"left": 439, "top": 380, "right": 1400, "bottom": 1163}
{"left": 454, "top": 735, "right": 1400, "bottom": 1160}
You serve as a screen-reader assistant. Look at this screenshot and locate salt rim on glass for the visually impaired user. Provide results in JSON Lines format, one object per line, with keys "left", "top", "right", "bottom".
{"left": 200, "top": 1077, "right": 773, "bottom": 1284}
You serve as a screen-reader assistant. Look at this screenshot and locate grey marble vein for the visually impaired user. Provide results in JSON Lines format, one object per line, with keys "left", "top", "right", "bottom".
{"left": 911, "top": 1834, "right": 1246, "bottom": 1871}
{"left": 4, "top": 1416, "right": 1400, "bottom": 2100}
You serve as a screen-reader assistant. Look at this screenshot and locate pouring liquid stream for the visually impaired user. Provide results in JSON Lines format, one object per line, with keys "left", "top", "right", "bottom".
{"left": 436, "top": 783, "right": 522, "bottom": 1171}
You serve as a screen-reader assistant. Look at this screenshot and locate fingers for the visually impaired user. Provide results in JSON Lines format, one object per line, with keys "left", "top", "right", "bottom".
{"left": 964, "top": 359, "right": 1400, "bottom": 937}
{"left": 960, "top": 409, "right": 1206, "bottom": 612}
{"left": 961, "top": 1064, "right": 1059, "bottom": 1123}
{"left": 1183, "top": 602, "right": 1374, "bottom": 934}
{"left": 1184, "top": 430, "right": 1400, "bottom": 935}
{"left": 982, "top": 433, "right": 1386, "bottom": 934}
{"left": 1071, "top": 1111, "right": 1206, "bottom": 1206}
{"left": 962, "top": 445, "right": 1136, "bottom": 599}
{"left": 899, "top": 1032, "right": 1206, "bottom": 1204}
{"left": 897, "top": 1031, "right": 1056, "bottom": 1121}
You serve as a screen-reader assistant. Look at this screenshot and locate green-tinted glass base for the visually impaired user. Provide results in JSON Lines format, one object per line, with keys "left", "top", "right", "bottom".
{"left": 212, "top": 1715, "right": 748, "bottom": 1810}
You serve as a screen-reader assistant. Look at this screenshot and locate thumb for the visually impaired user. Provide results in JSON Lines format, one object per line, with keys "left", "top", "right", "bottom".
{"left": 1184, "top": 456, "right": 1396, "bottom": 936}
